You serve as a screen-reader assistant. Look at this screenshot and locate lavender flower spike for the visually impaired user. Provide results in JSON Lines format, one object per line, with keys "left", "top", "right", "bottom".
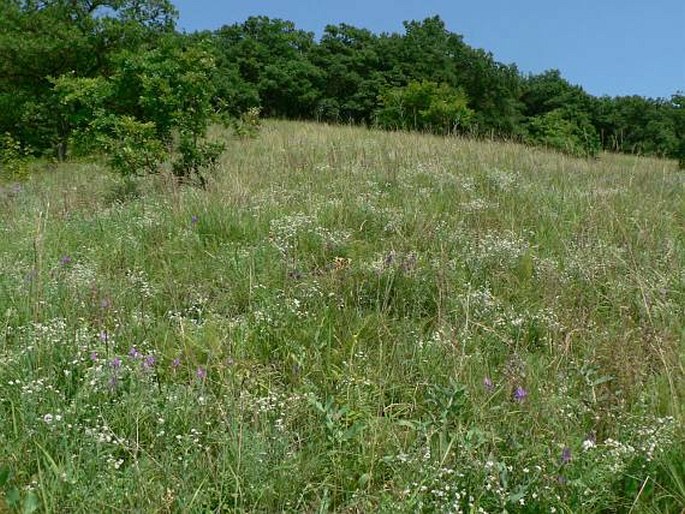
{"left": 513, "top": 386, "right": 527, "bottom": 402}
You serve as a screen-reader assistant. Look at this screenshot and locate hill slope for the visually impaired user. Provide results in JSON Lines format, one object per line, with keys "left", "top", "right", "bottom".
{"left": 1, "top": 121, "right": 684, "bottom": 512}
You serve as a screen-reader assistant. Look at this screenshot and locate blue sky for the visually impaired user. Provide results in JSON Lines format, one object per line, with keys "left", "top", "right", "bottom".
{"left": 173, "top": 0, "right": 684, "bottom": 99}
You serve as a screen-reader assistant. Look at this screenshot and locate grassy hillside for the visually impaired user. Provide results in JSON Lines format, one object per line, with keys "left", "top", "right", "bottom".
{"left": 1, "top": 121, "right": 684, "bottom": 512}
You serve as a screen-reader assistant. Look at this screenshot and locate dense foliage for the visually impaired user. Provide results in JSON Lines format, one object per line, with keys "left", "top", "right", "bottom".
{"left": 0, "top": 0, "right": 223, "bottom": 183}
{"left": 0, "top": 3, "right": 683, "bottom": 169}
{"left": 375, "top": 81, "right": 474, "bottom": 135}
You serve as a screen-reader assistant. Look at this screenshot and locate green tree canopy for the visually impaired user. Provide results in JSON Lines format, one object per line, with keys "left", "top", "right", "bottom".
{"left": 0, "top": 0, "right": 177, "bottom": 155}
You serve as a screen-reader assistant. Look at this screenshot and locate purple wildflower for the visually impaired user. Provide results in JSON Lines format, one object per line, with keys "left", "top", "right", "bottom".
{"left": 99, "top": 330, "right": 109, "bottom": 343}
{"left": 143, "top": 355, "right": 156, "bottom": 370}
{"left": 196, "top": 367, "right": 207, "bottom": 380}
{"left": 90, "top": 351, "right": 99, "bottom": 362}
{"left": 561, "top": 447, "right": 572, "bottom": 465}
{"left": 191, "top": 215, "right": 199, "bottom": 225}
{"left": 513, "top": 386, "right": 527, "bottom": 402}
{"left": 483, "top": 377, "right": 494, "bottom": 392}
{"left": 110, "top": 357, "right": 122, "bottom": 369}
{"left": 60, "top": 255, "right": 72, "bottom": 265}
{"left": 171, "top": 357, "right": 181, "bottom": 369}
{"left": 128, "top": 347, "right": 141, "bottom": 359}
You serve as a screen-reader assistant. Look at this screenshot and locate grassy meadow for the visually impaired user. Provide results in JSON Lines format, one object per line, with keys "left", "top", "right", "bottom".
{"left": 1, "top": 121, "right": 684, "bottom": 512}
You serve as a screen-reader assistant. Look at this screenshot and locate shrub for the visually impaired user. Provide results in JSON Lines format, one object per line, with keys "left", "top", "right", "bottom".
{"left": 0, "top": 132, "right": 30, "bottom": 181}
{"left": 232, "top": 107, "right": 262, "bottom": 139}
{"left": 47, "top": 39, "right": 232, "bottom": 184}
{"left": 99, "top": 116, "right": 164, "bottom": 178}
{"left": 375, "top": 81, "right": 474, "bottom": 135}
{"left": 315, "top": 99, "right": 341, "bottom": 123}
{"left": 51, "top": 75, "right": 112, "bottom": 157}
{"left": 113, "top": 41, "right": 226, "bottom": 181}
{"left": 526, "top": 108, "right": 601, "bottom": 158}
{"left": 172, "top": 135, "right": 225, "bottom": 186}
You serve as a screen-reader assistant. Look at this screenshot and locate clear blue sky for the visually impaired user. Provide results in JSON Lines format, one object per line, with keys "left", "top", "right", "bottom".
{"left": 173, "top": 0, "right": 684, "bottom": 99}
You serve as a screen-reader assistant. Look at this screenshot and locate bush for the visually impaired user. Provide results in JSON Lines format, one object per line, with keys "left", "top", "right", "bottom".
{"left": 47, "top": 39, "right": 232, "bottom": 185}
{"left": 0, "top": 132, "right": 30, "bottom": 181}
{"left": 99, "top": 116, "right": 164, "bottom": 178}
{"left": 51, "top": 75, "right": 113, "bottom": 157}
{"left": 116, "top": 41, "right": 226, "bottom": 182}
{"left": 232, "top": 107, "right": 262, "bottom": 138}
{"left": 172, "top": 135, "right": 225, "bottom": 186}
{"left": 375, "top": 81, "right": 474, "bottom": 135}
{"left": 315, "top": 99, "right": 341, "bottom": 123}
{"left": 526, "top": 109, "right": 601, "bottom": 158}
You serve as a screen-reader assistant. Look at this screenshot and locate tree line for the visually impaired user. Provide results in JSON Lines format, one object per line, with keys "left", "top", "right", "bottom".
{"left": 1, "top": 1, "right": 684, "bottom": 172}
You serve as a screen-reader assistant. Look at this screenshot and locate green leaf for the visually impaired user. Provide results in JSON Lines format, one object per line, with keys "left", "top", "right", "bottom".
{"left": 508, "top": 485, "right": 527, "bottom": 504}
{"left": 341, "top": 422, "right": 364, "bottom": 441}
{"left": 23, "top": 491, "right": 39, "bottom": 514}
{"left": 591, "top": 375, "right": 614, "bottom": 387}
{"left": 516, "top": 251, "right": 534, "bottom": 282}
{"left": 6, "top": 487, "right": 20, "bottom": 507}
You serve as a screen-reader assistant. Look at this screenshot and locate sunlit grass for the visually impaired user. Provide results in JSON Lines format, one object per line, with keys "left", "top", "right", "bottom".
{"left": 1, "top": 120, "right": 683, "bottom": 512}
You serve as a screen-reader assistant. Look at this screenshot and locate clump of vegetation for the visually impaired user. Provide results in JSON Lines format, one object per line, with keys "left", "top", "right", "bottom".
{"left": 232, "top": 107, "right": 263, "bottom": 138}
{"left": 526, "top": 108, "right": 601, "bottom": 157}
{"left": 376, "top": 81, "right": 474, "bottom": 135}
{"left": 111, "top": 40, "right": 227, "bottom": 183}
{"left": 0, "top": 1, "right": 235, "bottom": 185}
{"left": 0, "top": 133, "right": 31, "bottom": 181}
{"left": 101, "top": 116, "right": 165, "bottom": 178}
{"left": 49, "top": 40, "right": 229, "bottom": 186}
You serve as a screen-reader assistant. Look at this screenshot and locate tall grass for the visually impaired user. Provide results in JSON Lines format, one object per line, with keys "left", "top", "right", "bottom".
{"left": 0, "top": 121, "right": 683, "bottom": 512}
